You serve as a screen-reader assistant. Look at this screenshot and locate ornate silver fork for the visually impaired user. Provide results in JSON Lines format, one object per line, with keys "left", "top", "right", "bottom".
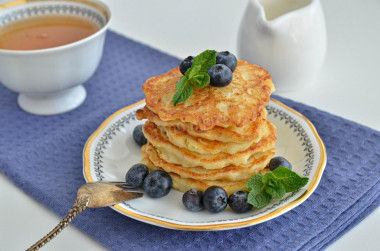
{"left": 27, "top": 182, "right": 143, "bottom": 251}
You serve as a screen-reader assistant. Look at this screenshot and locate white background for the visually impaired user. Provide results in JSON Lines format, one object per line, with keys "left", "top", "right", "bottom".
{"left": 0, "top": 0, "right": 379, "bottom": 250}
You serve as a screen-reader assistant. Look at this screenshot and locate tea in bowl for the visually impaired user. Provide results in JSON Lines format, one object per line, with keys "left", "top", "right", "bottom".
{"left": 0, "top": 0, "right": 111, "bottom": 115}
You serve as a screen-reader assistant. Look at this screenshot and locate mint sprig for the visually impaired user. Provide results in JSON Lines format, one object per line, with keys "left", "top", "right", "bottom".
{"left": 246, "top": 167, "right": 309, "bottom": 208}
{"left": 172, "top": 50, "right": 217, "bottom": 106}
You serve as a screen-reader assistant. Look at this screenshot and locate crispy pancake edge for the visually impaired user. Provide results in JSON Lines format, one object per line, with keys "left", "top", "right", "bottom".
{"left": 144, "top": 143, "right": 275, "bottom": 181}
{"left": 137, "top": 106, "right": 269, "bottom": 143}
{"left": 141, "top": 149, "right": 259, "bottom": 195}
{"left": 143, "top": 121, "right": 277, "bottom": 169}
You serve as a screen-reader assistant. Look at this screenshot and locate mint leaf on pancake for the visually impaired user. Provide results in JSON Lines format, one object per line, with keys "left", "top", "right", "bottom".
{"left": 172, "top": 76, "right": 193, "bottom": 106}
{"left": 192, "top": 50, "right": 217, "bottom": 73}
{"left": 190, "top": 72, "right": 210, "bottom": 88}
{"left": 172, "top": 50, "right": 216, "bottom": 106}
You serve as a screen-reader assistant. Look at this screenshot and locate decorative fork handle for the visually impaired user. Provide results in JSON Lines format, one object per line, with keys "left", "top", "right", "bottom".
{"left": 27, "top": 195, "right": 90, "bottom": 251}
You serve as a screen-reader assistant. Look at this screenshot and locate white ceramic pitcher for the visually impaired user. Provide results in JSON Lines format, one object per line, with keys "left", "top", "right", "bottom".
{"left": 237, "top": 0, "right": 327, "bottom": 92}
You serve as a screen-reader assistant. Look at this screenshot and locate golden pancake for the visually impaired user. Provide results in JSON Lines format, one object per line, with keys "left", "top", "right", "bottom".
{"left": 160, "top": 119, "right": 272, "bottom": 154}
{"left": 144, "top": 143, "right": 274, "bottom": 181}
{"left": 141, "top": 150, "right": 260, "bottom": 195}
{"left": 142, "top": 60, "right": 275, "bottom": 130}
{"left": 162, "top": 125, "right": 254, "bottom": 154}
{"left": 137, "top": 106, "right": 268, "bottom": 143}
{"left": 143, "top": 121, "right": 277, "bottom": 169}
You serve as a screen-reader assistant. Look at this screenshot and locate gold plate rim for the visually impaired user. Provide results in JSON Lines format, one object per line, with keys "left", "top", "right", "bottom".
{"left": 83, "top": 98, "right": 327, "bottom": 231}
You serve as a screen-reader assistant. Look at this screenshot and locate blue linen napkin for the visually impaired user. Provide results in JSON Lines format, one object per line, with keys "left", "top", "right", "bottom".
{"left": 0, "top": 30, "right": 379, "bottom": 251}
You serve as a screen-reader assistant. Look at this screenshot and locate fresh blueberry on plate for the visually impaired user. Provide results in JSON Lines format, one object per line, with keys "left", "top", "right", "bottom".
{"left": 269, "top": 156, "right": 292, "bottom": 171}
{"left": 183, "top": 189, "right": 204, "bottom": 212}
{"left": 133, "top": 124, "right": 147, "bottom": 146}
{"left": 125, "top": 163, "right": 149, "bottom": 188}
{"left": 202, "top": 186, "right": 228, "bottom": 213}
{"left": 228, "top": 191, "right": 252, "bottom": 213}
{"left": 143, "top": 170, "right": 172, "bottom": 198}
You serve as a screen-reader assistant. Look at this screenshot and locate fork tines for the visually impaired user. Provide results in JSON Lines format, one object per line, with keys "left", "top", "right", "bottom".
{"left": 108, "top": 182, "right": 137, "bottom": 189}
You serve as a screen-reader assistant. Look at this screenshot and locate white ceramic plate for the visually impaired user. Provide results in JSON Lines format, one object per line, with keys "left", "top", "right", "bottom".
{"left": 83, "top": 99, "right": 326, "bottom": 230}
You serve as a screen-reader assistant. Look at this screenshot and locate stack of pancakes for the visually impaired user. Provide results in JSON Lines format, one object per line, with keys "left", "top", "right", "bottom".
{"left": 137, "top": 61, "right": 276, "bottom": 195}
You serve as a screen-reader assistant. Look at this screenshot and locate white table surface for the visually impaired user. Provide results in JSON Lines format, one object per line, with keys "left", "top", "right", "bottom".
{"left": 1, "top": 0, "right": 379, "bottom": 250}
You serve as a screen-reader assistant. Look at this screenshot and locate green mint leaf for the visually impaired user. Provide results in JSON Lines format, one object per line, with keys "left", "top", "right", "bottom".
{"left": 245, "top": 167, "right": 309, "bottom": 208}
{"left": 186, "top": 65, "right": 201, "bottom": 79}
{"left": 246, "top": 174, "right": 272, "bottom": 208}
{"left": 192, "top": 50, "right": 217, "bottom": 73}
{"left": 172, "top": 76, "right": 193, "bottom": 106}
{"left": 262, "top": 172, "right": 275, "bottom": 184}
{"left": 172, "top": 49, "right": 217, "bottom": 106}
{"left": 271, "top": 166, "right": 309, "bottom": 192}
{"left": 265, "top": 179, "right": 286, "bottom": 198}
{"left": 246, "top": 174, "right": 264, "bottom": 192}
{"left": 247, "top": 188, "right": 272, "bottom": 208}
{"left": 190, "top": 72, "right": 210, "bottom": 88}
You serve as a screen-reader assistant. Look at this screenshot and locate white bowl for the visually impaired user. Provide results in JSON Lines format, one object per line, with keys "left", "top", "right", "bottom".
{"left": 0, "top": 0, "right": 111, "bottom": 115}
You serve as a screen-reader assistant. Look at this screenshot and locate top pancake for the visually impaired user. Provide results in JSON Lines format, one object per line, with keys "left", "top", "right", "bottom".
{"left": 142, "top": 60, "right": 275, "bottom": 130}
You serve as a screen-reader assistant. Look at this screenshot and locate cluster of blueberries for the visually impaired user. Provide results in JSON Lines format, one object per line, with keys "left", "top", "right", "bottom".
{"left": 125, "top": 163, "right": 172, "bottom": 198}
{"left": 179, "top": 51, "right": 238, "bottom": 87}
{"left": 184, "top": 187, "right": 250, "bottom": 213}
{"left": 131, "top": 113, "right": 293, "bottom": 213}
{"left": 183, "top": 156, "right": 292, "bottom": 214}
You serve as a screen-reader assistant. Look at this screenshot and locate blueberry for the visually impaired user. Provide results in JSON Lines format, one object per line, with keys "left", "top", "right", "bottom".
{"left": 143, "top": 170, "right": 172, "bottom": 198}
{"left": 125, "top": 163, "right": 149, "bottom": 188}
{"left": 202, "top": 186, "right": 228, "bottom": 213}
{"left": 207, "top": 64, "right": 233, "bottom": 87}
{"left": 216, "top": 51, "right": 237, "bottom": 72}
{"left": 269, "top": 156, "right": 292, "bottom": 171}
{"left": 228, "top": 191, "right": 252, "bottom": 213}
{"left": 183, "top": 189, "right": 204, "bottom": 211}
{"left": 179, "top": 56, "right": 194, "bottom": 75}
{"left": 133, "top": 124, "right": 147, "bottom": 146}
